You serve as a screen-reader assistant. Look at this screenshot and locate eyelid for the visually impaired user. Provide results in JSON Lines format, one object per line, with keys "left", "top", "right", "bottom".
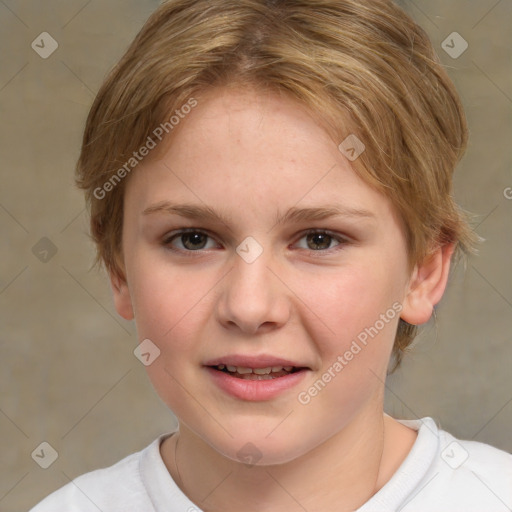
{"left": 162, "top": 227, "right": 352, "bottom": 255}
{"left": 162, "top": 227, "right": 222, "bottom": 250}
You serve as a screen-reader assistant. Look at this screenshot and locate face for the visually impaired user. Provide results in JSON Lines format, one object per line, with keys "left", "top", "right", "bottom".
{"left": 113, "top": 86, "right": 429, "bottom": 465}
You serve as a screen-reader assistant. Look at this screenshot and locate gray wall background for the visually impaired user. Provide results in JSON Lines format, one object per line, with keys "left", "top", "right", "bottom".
{"left": 0, "top": 1, "right": 510, "bottom": 510}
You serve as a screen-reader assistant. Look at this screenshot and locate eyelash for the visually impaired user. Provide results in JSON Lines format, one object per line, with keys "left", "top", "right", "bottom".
{"left": 162, "top": 228, "right": 351, "bottom": 256}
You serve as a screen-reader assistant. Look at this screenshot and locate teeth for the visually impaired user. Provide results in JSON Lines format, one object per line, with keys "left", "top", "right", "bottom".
{"left": 253, "top": 367, "right": 272, "bottom": 375}
{"left": 234, "top": 366, "right": 252, "bottom": 374}
{"left": 217, "top": 365, "right": 296, "bottom": 374}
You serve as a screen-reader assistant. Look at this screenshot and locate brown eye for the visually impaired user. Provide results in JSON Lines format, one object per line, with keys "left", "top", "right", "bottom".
{"left": 164, "top": 229, "right": 217, "bottom": 251}
{"left": 305, "top": 232, "right": 334, "bottom": 250}
{"left": 295, "top": 230, "right": 346, "bottom": 252}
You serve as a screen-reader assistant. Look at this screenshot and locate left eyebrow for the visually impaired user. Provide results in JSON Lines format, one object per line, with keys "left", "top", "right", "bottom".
{"left": 273, "top": 205, "right": 376, "bottom": 226}
{"left": 141, "top": 201, "right": 376, "bottom": 226}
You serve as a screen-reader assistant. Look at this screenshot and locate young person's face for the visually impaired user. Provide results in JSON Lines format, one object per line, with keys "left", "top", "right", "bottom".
{"left": 113, "top": 86, "right": 435, "bottom": 464}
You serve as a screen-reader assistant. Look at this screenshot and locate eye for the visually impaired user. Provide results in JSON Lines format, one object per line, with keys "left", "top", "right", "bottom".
{"left": 162, "top": 228, "right": 350, "bottom": 255}
{"left": 163, "top": 229, "right": 219, "bottom": 252}
{"left": 294, "top": 229, "right": 348, "bottom": 252}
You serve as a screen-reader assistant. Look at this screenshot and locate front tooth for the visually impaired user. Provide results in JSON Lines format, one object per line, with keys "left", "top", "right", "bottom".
{"left": 271, "top": 366, "right": 284, "bottom": 372}
{"left": 226, "top": 365, "right": 237, "bottom": 372}
{"left": 253, "top": 367, "right": 272, "bottom": 375}
{"left": 235, "top": 366, "right": 253, "bottom": 374}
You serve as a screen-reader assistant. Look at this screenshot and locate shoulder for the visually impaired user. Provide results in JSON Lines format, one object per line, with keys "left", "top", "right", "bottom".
{"left": 29, "top": 439, "right": 158, "bottom": 512}
{"left": 436, "top": 429, "right": 512, "bottom": 501}
{"left": 407, "top": 420, "right": 512, "bottom": 511}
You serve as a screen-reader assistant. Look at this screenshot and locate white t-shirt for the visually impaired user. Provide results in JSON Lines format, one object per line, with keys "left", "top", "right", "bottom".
{"left": 29, "top": 416, "right": 512, "bottom": 512}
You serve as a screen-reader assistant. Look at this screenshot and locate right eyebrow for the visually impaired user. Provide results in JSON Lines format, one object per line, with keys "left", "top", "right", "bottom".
{"left": 142, "top": 201, "right": 233, "bottom": 225}
{"left": 142, "top": 201, "right": 377, "bottom": 228}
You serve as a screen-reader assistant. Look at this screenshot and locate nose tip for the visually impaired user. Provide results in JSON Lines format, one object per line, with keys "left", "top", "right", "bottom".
{"left": 216, "top": 254, "right": 290, "bottom": 334}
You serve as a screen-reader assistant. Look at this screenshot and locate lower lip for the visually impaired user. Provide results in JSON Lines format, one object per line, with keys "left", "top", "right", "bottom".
{"left": 204, "top": 367, "right": 309, "bottom": 401}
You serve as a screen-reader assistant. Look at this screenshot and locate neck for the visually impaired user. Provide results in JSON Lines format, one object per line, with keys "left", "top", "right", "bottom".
{"left": 160, "top": 409, "right": 411, "bottom": 512}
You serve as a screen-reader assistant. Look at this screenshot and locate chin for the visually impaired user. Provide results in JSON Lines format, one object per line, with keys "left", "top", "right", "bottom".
{"left": 210, "top": 432, "right": 308, "bottom": 467}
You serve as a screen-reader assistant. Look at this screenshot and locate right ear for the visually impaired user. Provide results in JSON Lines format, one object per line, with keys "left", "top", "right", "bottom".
{"left": 109, "top": 269, "right": 134, "bottom": 321}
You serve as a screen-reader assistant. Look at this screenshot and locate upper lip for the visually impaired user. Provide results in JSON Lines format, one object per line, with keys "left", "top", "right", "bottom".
{"left": 203, "top": 354, "right": 310, "bottom": 369}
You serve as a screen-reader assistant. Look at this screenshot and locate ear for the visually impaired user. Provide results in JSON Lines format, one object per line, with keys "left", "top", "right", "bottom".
{"left": 109, "top": 269, "right": 134, "bottom": 321}
{"left": 400, "top": 243, "right": 455, "bottom": 325}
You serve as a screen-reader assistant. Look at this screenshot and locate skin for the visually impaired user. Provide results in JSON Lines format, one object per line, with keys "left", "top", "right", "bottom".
{"left": 110, "top": 86, "right": 454, "bottom": 512}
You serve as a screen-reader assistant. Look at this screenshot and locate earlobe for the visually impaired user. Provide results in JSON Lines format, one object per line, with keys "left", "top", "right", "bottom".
{"left": 109, "top": 270, "right": 135, "bottom": 321}
{"left": 400, "top": 243, "right": 455, "bottom": 326}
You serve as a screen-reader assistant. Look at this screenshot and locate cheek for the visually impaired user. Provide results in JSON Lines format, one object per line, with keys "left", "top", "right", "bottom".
{"left": 131, "top": 266, "right": 208, "bottom": 342}
{"left": 297, "top": 263, "right": 401, "bottom": 361}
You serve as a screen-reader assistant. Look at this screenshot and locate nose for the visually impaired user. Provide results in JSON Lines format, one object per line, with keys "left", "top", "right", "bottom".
{"left": 215, "top": 247, "right": 291, "bottom": 335}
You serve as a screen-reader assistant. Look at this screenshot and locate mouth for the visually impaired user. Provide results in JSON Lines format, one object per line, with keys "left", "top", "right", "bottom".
{"left": 208, "top": 364, "right": 307, "bottom": 380}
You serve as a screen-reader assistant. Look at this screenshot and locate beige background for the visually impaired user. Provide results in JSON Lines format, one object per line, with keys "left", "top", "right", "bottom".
{"left": 0, "top": 1, "right": 510, "bottom": 510}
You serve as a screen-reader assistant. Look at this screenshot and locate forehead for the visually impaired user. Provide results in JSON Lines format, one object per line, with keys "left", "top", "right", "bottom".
{"left": 127, "top": 86, "right": 400, "bottom": 231}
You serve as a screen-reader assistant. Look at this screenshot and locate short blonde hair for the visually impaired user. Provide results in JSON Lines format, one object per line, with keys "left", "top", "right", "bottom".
{"left": 76, "top": 0, "right": 481, "bottom": 373}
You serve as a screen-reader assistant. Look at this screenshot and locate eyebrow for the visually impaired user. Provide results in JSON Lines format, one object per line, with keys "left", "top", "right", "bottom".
{"left": 142, "top": 201, "right": 376, "bottom": 226}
